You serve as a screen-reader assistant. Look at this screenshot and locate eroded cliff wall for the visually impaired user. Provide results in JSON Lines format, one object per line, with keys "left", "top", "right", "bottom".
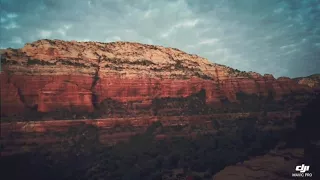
{"left": 0, "top": 39, "right": 315, "bottom": 118}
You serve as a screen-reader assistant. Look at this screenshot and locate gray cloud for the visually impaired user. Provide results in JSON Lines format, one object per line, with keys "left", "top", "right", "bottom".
{"left": 0, "top": 0, "right": 319, "bottom": 77}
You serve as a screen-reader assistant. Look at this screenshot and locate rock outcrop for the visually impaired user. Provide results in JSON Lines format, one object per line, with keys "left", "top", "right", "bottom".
{"left": 213, "top": 148, "right": 304, "bottom": 180}
{"left": 0, "top": 39, "right": 316, "bottom": 118}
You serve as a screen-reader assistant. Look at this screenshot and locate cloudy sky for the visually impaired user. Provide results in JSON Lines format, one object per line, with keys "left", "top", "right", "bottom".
{"left": 0, "top": 0, "right": 319, "bottom": 78}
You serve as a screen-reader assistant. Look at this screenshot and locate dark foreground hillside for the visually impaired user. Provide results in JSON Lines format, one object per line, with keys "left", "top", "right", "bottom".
{"left": 0, "top": 123, "right": 283, "bottom": 180}
{"left": 214, "top": 94, "right": 320, "bottom": 180}
{"left": 1, "top": 95, "right": 319, "bottom": 180}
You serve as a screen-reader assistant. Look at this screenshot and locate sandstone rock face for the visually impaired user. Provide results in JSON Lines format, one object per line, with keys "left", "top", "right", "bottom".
{"left": 0, "top": 39, "right": 315, "bottom": 117}
{"left": 213, "top": 148, "right": 304, "bottom": 180}
{"left": 38, "top": 80, "right": 94, "bottom": 112}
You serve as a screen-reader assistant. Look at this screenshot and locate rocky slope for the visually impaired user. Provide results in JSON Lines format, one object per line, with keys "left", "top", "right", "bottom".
{"left": 0, "top": 39, "right": 315, "bottom": 118}
{"left": 294, "top": 74, "right": 320, "bottom": 89}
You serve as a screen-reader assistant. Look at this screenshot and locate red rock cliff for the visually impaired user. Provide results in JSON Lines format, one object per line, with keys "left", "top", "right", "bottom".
{"left": 0, "top": 39, "right": 314, "bottom": 117}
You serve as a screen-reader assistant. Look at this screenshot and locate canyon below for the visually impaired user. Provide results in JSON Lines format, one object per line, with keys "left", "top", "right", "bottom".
{"left": 1, "top": 39, "right": 319, "bottom": 180}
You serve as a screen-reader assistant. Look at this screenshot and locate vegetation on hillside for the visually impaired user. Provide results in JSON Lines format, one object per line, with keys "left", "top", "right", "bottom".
{"left": 27, "top": 59, "right": 56, "bottom": 66}
{"left": 103, "top": 57, "right": 155, "bottom": 66}
{"left": 1, "top": 89, "right": 312, "bottom": 122}
{"left": 0, "top": 116, "right": 288, "bottom": 180}
{"left": 227, "top": 68, "right": 253, "bottom": 78}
